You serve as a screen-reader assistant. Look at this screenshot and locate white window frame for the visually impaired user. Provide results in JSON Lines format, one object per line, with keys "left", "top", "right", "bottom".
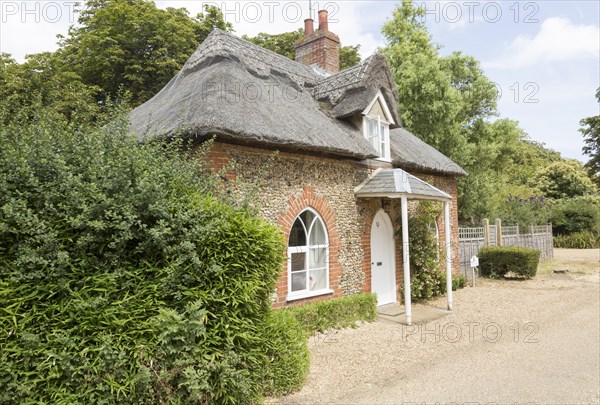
{"left": 287, "top": 208, "right": 333, "bottom": 301}
{"left": 362, "top": 90, "right": 394, "bottom": 162}
{"left": 363, "top": 115, "right": 391, "bottom": 161}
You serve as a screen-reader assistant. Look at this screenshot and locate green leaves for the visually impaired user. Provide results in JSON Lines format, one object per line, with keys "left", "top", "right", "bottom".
{"left": 397, "top": 201, "right": 446, "bottom": 302}
{"left": 380, "top": 1, "right": 594, "bottom": 223}
{"left": 533, "top": 160, "right": 598, "bottom": 199}
{"left": 479, "top": 247, "right": 540, "bottom": 279}
{"left": 0, "top": 112, "right": 285, "bottom": 403}
{"left": 243, "top": 30, "right": 362, "bottom": 70}
{"left": 580, "top": 88, "right": 600, "bottom": 186}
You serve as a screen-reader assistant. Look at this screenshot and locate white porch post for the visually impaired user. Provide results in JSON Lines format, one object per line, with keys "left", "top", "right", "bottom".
{"left": 401, "top": 196, "right": 412, "bottom": 325}
{"left": 444, "top": 201, "right": 453, "bottom": 311}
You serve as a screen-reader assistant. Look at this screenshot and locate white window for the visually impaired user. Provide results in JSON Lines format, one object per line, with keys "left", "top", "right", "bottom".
{"left": 362, "top": 90, "right": 395, "bottom": 161}
{"left": 364, "top": 115, "right": 390, "bottom": 160}
{"left": 287, "top": 208, "right": 331, "bottom": 300}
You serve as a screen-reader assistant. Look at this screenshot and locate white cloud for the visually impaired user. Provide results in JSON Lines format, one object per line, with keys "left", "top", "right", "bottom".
{"left": 485, "top": 17, "right": 599, "bottom": 69}
{"left": 0, "top": 1, "right": 385, "bottom": 62}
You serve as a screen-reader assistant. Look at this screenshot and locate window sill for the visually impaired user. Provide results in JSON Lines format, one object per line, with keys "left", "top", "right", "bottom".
{"left": 374, "top": 157, "right": 392, "bottom": 163}
{"left": 286, "top": 289, "right": 334, "bottom": 302}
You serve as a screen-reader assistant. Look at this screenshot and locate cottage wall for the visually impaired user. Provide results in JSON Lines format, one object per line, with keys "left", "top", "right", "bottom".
{"left": 207, "top": 142, "right": 460, "bottom": 308}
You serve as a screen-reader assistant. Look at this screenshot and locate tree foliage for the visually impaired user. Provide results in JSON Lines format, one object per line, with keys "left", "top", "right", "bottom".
{"left": 0, "top": 53, "right": 100, "bottom": 125}
{"left": 243, "top": 30, "right": 303, "bottom": 60}
{"left": 381, "top": 1, "right": 506, "bottom": 222}
{"left": 58, "top": 1, "right": 233, "bottom": 106}
{"left": 533, "top": 160, "right": 598, "bottom": 199}
{"left": 381, "top": 0, "right": 596, "bottom": 223}
{"left": 243, "top": 30, "right": 362, "bottom": 70}
{"left": 340, "top": 44, "right": 362, "bottom": 70}
{"left": 580, "top": 87, "right": 600, "bottom": 186}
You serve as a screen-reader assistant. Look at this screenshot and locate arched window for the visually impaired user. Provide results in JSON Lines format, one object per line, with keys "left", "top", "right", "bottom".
{"left": 287, "top": 208, "right": 329, "bottom": 299}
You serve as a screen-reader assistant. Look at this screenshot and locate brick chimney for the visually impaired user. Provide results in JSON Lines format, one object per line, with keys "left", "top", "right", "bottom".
{"left": 295, "top": 9, "right": 340, "bottom": 75}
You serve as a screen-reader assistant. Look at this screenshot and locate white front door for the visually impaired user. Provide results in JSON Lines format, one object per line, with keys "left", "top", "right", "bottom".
{"left": 371, "top": 210, "right": 397, "bottom": 306}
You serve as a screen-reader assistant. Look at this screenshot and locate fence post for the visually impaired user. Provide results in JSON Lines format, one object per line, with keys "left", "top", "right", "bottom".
{"left": 549, "top": 223, "right": 554, "bottom": 259}
{"left": 483, "top": 218, "right": 490, "bottom": 246}
{"left": 495, "top": 218, "right": 503, "bottom": 246}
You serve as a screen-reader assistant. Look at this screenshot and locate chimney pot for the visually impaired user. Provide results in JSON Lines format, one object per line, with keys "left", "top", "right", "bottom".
{"left": 304, "top": 18, "right": 314, "bottom": 36}
{"left": 318, "top": 10, "right": 328, "bottom": 32}
{"left": 295, "top": 9, "right": 340, "bottom": 74}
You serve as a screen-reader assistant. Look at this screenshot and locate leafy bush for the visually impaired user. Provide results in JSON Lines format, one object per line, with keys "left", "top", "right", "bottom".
{"left": 0, "top": 112, "right": 286, "bottom": 404}
{"left": 553, "top": 231, "right": 600, "bottom": 249}
{"left": 397, "top": 201, "right": 446, "bottom": 302}
{"left": 286, "top": 294, "right": 378, "bottom": 335}
{"left": 259, "top": 311, "right": 310, "bottom": 396}
{"left": 551, "top": 195, "right": 600, "bottom": 236}
{"left": 452, "top": 274, "right": 467, "bottom": 290}
{"left": 497, "top": 194, "right": 552, "bottom": 228}
{"left": 479, "top": 247, "right": 541, "bottom": 279}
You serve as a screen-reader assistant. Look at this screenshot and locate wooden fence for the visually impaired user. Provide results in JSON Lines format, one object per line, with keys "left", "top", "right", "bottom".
{"left": 458, "top": 219, "right": 554, "bottom": 272}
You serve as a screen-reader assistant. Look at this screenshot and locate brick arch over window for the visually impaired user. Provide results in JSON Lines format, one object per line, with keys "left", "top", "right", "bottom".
{"left": 274, "top": 185, "right": 342, "bottom": 307}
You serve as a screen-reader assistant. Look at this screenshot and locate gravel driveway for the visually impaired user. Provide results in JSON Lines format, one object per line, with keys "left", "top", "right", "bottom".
{"left": 273, "top": 249, "right": 600, "bottom": 404}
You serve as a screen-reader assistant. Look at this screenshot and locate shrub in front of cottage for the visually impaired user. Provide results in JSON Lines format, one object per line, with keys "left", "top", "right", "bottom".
{"left": 0, "top": 112, "right": 307, "bottom": 404}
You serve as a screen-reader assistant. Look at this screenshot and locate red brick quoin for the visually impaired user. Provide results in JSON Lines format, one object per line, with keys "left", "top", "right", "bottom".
{"left": 273, "top": 185, "right": 342, "bottom": 308}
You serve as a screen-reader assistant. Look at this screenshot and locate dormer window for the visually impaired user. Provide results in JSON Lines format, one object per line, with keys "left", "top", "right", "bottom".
{"left": 362, "top": 90, "right": 395, "bottom": 161}
{"left": 365, "top": 115, "right": 390, "bottom": 160}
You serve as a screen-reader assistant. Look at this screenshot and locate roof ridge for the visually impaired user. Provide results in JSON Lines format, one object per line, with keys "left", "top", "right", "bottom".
{"left": 183, "top": 28, "right": 318, "bottom": 82}
{"left": 312, "top": 54, "right": 380, "bottom": 100}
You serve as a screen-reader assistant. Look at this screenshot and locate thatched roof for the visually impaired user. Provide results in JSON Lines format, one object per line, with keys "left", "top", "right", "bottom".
{"left": 313, "top": 54, "right": 401, "bottom": 126}
{"left": 390, "top": 128, "right": 467, "bottom": 176}
{"left": 130, "top": 29, "right": 377, "bottom": 159}
{"left": 130, "top": 29, "right": 465, "bottom": 176}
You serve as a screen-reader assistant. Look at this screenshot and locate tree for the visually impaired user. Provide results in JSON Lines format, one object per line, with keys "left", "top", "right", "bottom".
{"left": 340, "top": 44, "right": 361, "bottom": 70}
{"left": 58, "top": 1, "right": 233, "bottom": 106}
{"left": 580, "top": 87, "right": 600, "bottom": 186}
{"left": 243, "top": 30, "right": 303, "bottom": 60}
{"left": 439, "top": 52, "right": 498, "bottom": 125}
{"left": 0, "top": 52, "right": 99, "bottom": 124}
{"left": 380, "top": 0, "right": 524, "bottom": 222}
{"left": 243, "top": 31, "right": 362, "bottom": 70}
{"left": 533, "top": 160, "right": 598, "bottom": 199}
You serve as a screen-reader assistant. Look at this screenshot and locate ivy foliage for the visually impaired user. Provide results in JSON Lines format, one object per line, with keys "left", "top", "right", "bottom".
{"left": 0, "top": 111, "right": 288, "bottom": 404}
{"left": 398, "top": 202, "right": 446, "bottom": 302}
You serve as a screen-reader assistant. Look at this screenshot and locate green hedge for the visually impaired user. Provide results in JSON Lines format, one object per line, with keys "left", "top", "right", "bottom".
{"left": 286, "top": 294, "right": 378, "bottom": 335}
{"left": 479, "top": 246, "right": 541, "bottom": 279}
{"left": 0, "top": 113, "right": 287, "bottom": 404}
{"left": 259, "top": 311, "right": 310, "bottom": 396}
{"left": 554, "top": 231, "right": 600, "bottom": 249}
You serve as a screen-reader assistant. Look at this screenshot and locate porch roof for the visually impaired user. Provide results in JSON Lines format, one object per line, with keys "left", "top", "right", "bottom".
{"left": 354, "top": 168, "right": 451, "bottom": 201}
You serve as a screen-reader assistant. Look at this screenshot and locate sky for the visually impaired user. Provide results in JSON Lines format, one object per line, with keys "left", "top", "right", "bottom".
{"left": 1, "top": 0, "right": 598, "bottom": 162}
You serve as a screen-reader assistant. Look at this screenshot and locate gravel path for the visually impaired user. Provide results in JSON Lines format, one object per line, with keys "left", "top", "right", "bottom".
{"left": 273, "top": 249, "right": 600, "bottom": 404}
